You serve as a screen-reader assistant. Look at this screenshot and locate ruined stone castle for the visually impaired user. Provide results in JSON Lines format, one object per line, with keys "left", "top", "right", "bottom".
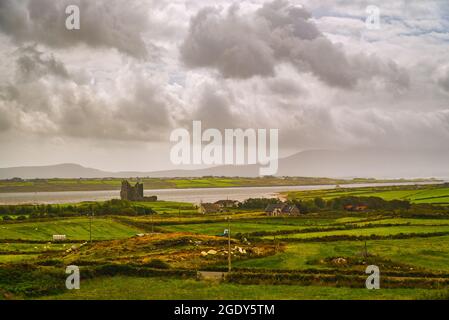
{"left": 120, "top": 180, "right": 157, "bottom": 202}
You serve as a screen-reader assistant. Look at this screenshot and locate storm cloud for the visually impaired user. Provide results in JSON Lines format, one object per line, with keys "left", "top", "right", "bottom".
{"left": 181, "top": 0, "right": 409, "bottom": 89}
{"left": 0, "top": 0, "right": 151, "bottom": 59}
{"left": 15, "top": 45, "right": 69, "bottom": 82}
{"left": 0, "top": 45, "right": 174, "bottom": 141}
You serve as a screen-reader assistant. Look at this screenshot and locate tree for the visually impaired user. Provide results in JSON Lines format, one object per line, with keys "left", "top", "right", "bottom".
{"left": 239, "top": 198, "right": 281, "bottom": 210}
{"left": 314, "top": 197, "right": 326, "bottom": 209}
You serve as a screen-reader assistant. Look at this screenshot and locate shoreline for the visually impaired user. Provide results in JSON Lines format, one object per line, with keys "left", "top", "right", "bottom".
{"left": 0, "top": 181, "right": 444, "bottom": 206}
{"left": 0, "top": 179, "right": 441, "bottom": 195}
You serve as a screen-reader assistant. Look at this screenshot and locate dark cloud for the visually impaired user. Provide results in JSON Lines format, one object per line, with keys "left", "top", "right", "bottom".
{"left": 192, "top": 84, "right": 240, "bottom": 130}
{"left": 267, "top": 78, "right": 305, "bottom": 96}
{"left": 180, "top": 6, "right": 276, "bottom": 78}
{"left": 15, "top": 45, "right": 69, "bottom": 82}
{"left": 0, "top": 45, "right": 174, "bottom": 141}
{"left": 0, "top": 105, "right": 13, "bottom": 132}
{"left": 181, "top": 0, "right": 409, "bottom": 89}
{"left": 0, "top": 0, "right": 175, "bottom": 142}
{"left": 438, "top": 69, "right": 449, "bottom": 93}
{"left": 31, "top": 78, "right": 172, "bottom": 141}
{"left": 0, "top": 0, "right": 151, "bottom": 59}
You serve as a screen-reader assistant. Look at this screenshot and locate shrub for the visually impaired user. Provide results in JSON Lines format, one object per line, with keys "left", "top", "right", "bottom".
{"left": 239, "top": 198, "right": 281, "bottom": 210}
{"left": 314, "top": 197, "right": 326, "bottom": 209}
{"left": 143, "top": 259, "right": 170, "bottom": 269}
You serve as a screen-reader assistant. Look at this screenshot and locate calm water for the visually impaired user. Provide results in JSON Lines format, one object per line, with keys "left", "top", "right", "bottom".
{"left": 0, "top": 182, "right": 440, "bottom": 205}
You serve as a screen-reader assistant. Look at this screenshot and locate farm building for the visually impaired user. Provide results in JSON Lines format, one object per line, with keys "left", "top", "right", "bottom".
{"left": 198, "top": 203, "right": 222, "bottom": 214}
{"left": 265, "top": 203, "right": 300, "bottom": 216}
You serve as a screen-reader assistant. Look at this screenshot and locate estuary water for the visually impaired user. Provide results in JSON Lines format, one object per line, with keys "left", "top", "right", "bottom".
{"left": 0, "top": 181, "right": 439, "bottom": 205}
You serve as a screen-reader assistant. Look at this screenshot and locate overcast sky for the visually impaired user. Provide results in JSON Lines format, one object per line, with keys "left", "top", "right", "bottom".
{"left": 0, "top": 0, "right": 448, "bottom": 172}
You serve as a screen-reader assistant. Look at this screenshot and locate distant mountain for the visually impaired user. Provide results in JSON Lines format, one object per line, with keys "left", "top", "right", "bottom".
{"left": 1, "top": 149, "right": 448, "bottom": 179}
{"left": 147, "top": 149, "right": 449, "bottom": 179}
{"left": 0, "top": 163, "right": 109, "bottom": 179}
{"left": 276, "top": 149, "right": 449, "bottom": 178}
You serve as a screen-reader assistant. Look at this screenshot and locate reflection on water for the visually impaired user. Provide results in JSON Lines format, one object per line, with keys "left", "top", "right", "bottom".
{"left": 0, "top": 182, "right": 439, "bottom": 205}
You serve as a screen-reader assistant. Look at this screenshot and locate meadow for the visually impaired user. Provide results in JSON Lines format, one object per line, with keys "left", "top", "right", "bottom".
{"left": 0, "top": 218, "right": 141, "bottom": 241}
{"left": 40, "top": 276, "right": 433, "bottom": 300}
{"left": 2, "top": 183, "right": 449, "bottom": 300}
{"left": 233, "top": 236, "right": 449, "bottom": 272}
{"left": 266, "top": 225, "right": 449, "bottom": 240}
{"left": 285, "top": 183, "right": 449, "bottom": 205}
{"left": 159, "top": 221, "right": 329, "bottom": 235}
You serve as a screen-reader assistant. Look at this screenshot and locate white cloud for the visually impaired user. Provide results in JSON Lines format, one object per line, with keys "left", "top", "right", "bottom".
{"left": 0, "top": 0, "right": 156, "bottom": 59}
{"left": 180, "top": 1, "right": 409, "bottom": 89}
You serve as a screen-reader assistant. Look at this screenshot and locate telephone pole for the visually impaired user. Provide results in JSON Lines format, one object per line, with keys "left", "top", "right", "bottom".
{"left": 227, "top": 217, "right": 231, "bottom": 273}
{"left": 274, "top": 235, "right": 277, "bottom": 253}
{"left": 151, "top": 212, "right": 154, "bottom": 233}
{"left": 364, "top": 241, "right": 368, "bottom": 258}
{"left": 89, "top": 206, "right": 94, "bottom": 243}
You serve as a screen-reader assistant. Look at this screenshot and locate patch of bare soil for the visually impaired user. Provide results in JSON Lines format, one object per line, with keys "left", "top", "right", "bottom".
{"left": 59, "top": 232, "right": 275, "bottom": 269}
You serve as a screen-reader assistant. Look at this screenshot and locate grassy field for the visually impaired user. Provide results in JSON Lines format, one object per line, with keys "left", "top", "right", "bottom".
{"left": 349, "top": 218, "right": 449, "bottom": 227}
{"left": 0, "top": 218, "right": 142, "bottom": 241}
{"left": 268, "top": 225, "right": 449, "bottom": 240}
{"left": 40, "top": 276, "right": 434, "bottom": 300}
{"left": 0, "top": 242, "right": 78, "bottom": 264}
{"left": 0, "top": 177, "right": 435, "bottom": 193}
{"left": 124, "top": 214, "right": 339, "bottom": 227}
{"left": 160, "top": 221, "right": 326, "bottom": 235}
{"left": 131, "top": 201, "right": 198, "bottom": 215}
{"left": 233, "top": 235, "right": 449, "bottom": 272}
{"left": 285, "top": 184, "right": 449, "bottom": 205}
{"left": 0, "top": 254, "right": 40, "bottom": 263}
{"left": 0, "top": 243, "right": 70, "bottom": 253}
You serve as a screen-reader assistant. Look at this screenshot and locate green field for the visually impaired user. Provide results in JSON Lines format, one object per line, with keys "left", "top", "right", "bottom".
{"left": 160, "top": 221, "right": 326, "bottom": 235}
{"left": 131, "top": 201, "right": 198, "bottom": 215}
{"left": 0, "top": 218, "right": 142, "bottom": 241}
{"left": 350, "top": 218, "right": 449, "bottom": 227}
{"left": 268, "top": 225, "right": 449, "bottom": 240}
{"left": 285, "top": 184, "right": 449, "bottom": 205}
{"left": 234, "top": 236, "right": 449, "bottom": 272}
{"left": 0, "top": 254, "right": 40, "bottom": 263}
{"left": 0, "top": 242, "right": 70, "bottom": 253}
{"left": 40, "top": 276, "right": 433, "bottom": 300}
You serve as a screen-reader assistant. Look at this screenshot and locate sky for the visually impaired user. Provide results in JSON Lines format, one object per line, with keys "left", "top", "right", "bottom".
{"left": 0, "top": 0, "right": 448, "bottom": 172}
